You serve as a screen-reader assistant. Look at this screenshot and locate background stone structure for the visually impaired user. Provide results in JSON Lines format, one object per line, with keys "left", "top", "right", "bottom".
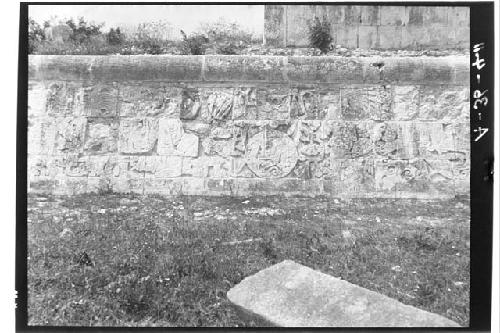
{"left": 264, "top": 5, "right": 469, "bottom": 50}
{"left": 28, "top": 55, "right": 469, "bottom": 198}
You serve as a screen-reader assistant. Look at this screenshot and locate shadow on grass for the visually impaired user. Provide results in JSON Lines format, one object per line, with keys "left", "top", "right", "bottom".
{"left": 27, "top": 193, "right": 470, "bottom": 327}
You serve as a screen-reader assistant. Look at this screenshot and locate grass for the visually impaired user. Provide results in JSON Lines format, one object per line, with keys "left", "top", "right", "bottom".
{"left": 27, "top": 193, "right": 470, "bottom": 327}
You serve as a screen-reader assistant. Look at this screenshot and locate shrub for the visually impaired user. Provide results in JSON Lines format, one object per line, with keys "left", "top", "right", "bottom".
{"left": 66, "top": 17, "right": 103, "bottom": 45}
{"left": 180, "top": 30, "right": 209, "bottom": 55}
{"left": 307, "top": 16, "right": 333, "bottom": 54}
{"left": 198, "top": 19, "right": 253, "bottom": 55}
{"left": 28, "top": 17, "right": 45, "bottom": 53}
{"left": 107, "top": 28, "right": 124, "bottom": 46}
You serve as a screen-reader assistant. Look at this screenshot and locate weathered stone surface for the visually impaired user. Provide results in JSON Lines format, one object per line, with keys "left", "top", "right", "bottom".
{"left": 157, "top": 118, "right": 199, "bottom": 157}
{"left": 341, "top": 86, "right": 392, "bottom": 120}
{"left": 119, "top": 85, "right": 182, "bottom": 117}
{"left": 246, "top": 129, "right": 298, "bottom": 178}
{"left": 256, "top": 88, "right": 290, "bottom": 120}
{"left": 227, "top": 260, "right": 461, "bottom": 327}
{"left": 45, "top": 82, "right": 85, "bottom": 116}
{"left": 288, "top": 57, "right": 364, "bottom": 83}
{"left": 84, "top": 84, "right": 118, "bottom": 117}
{"left": 264, "top": 5, "right": 285, "bottom": 46}
{"left": 263, "top": 5, "right": 468, "bottom": 50}
{"left": 28, "top": 55, "right": 470, "bottom": 198}
{"left": 358, "top": 26, "right": 379, "bottom": 49}
{"left": 119, "top": 118, "right": 158, "bottom": 154}
{"left": 28, "top": 82, "right": 49, "bottom": 117}
{"left": 84, "top": 119, "right": 118, "bottom": 154}
{"left": 55, "top": 118, "right": 87, "bottom": 154}
{"left": 419, "top": 86, "right": 469, "bottom": 121}
{"left": 393, "top": 86, "right": 419, "bottom": 120}
{"left": 204, "top": 89, "right": 235, "bottom": 122}
{"left": 180, "top": 88, "right": 201, "bottom": 120}
{"left": 374, "top": 159, "right": 456, "bottom": 197}
{"left": 204, "top": 56, "right": 286, "bottom": 82}
{"left": 324, "top": 122, "right": 373, "bottom": 159}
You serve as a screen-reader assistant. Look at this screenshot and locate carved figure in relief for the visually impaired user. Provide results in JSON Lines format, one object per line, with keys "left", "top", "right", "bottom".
{"left": 180, "top": 89, "right": 201, "bottom": 120}
{"left": 246, "top": 129, "right": 298, "bottom": 178}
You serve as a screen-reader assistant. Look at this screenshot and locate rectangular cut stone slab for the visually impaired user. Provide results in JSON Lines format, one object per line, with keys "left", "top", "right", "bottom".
{"left": 227, "top": 260, "right": 460, "bottom": 327}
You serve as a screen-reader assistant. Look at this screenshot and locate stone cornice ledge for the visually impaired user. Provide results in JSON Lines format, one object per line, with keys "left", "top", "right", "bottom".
{"left": 28, "top": 54, "right": 470, "bottom": 85}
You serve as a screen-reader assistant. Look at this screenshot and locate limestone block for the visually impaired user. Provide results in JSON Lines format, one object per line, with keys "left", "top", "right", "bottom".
{"left": 393, "top": 86, "right": 420, "bottom": 120}
{"left": 140, "top": 156, "right": 183, "bottom": 178}
{"left": 342, "top": 5, "right": 363, "bottom": 25}
{"left": 318, "top": 89, "right": 341, "bottom": 120}
{"left": 227, "top": 260, "right": 460, "bottom": 327}
{"left": 87, "top": 156, "right": 130, "bottom": 178}
{"left": 382, "top": 58, "right": 424, "bottom": 83}
{"left": 421, "top": 58, "right": 454, "bottom": 83}
{"left": 452, "top": 123, "right": 470, "bottom": 160}
{"left": 360, "top": 6, "right": 380, "bottom": 25}
{"left": 84, "top": 84, "right": 118, "bottom": 117}
{"left": 290, "top": 88, "right": 336, "bottom": 120}
{"left": 65, "top": 155, "right": 90, "bottom": 177}
{"left": 202, "top": 124, "right": 250, "bottom": 158}
{"left": 264, "top": 5, "right": 285, "bottom": 46}
{"left": 412, "top": 123, "right": 456, "bottom": 159}
{"left": 88, "top": 56, "right": 203, "bottom": 82}
{"left": 232, "top": 158, "right": 257, "bottom": 178}
{"left": 287, "top": 57, "right": 364, "bottom": 83}
{"left": 451, "top": 157, "right": 470, "bottom": 195}
{"left": 204, "top": 56, "right": 286, "bottom": 82}
{"left": 380, "top": 6, "right": 409, "bottom": 26}
{"left": 119, "top": 118, "right": 158, "bottom": 154}
{"left": 371, "top": 122, "right": 403, "bottom": 158}
{"left": 401, "top": 26, "right": 427, "bottom": 49}
{"left": 337, "top": 159, "right": 376, "bottom": 194}
{"left": 28, "top": 156, "right": 65, "bottom": 179}
{"left": 358, "top": 26, "right": 379, "bottom": 49}
{"left": 180, "top": 88, "right": 201, "bottom": 120}
{"left": 55, "top": 117, "right": 87, "bottom": 154}
{"left": 28, "top": 119, "right": 57, "bottom": 155}
{"left": 378, "top": 26, "right": 403, "bottom": 49}
{"left": 374, "top": 159, "right": 455, "bottom": 197}
{"left": 233, "top": 178, "right": 322, "bottom": 196}
{"left": 340, "top": 86, "right": 393, "bottom": 121}
{"left": 45, "top": 82, "right": 85, "bottom": 116}
{"left": 202, "top": 89, "right": 235, "bottom": 122}
{"left": 183, "top": 122, "right": 211, "bottom": 136}
{"left": 246, "top": 128, "right": 298, "bottom": 178}
{"left": 143, "top": 178, "right": 183, "bottom": 195}
{"left": 181, "top": 156, "right": 230, "bottom": 178}
{"left": 283, "top": 6, "right": 316, "bottom": 47}
{"left": 333, "top": 25, "right": 359, "bottom": 49}
{"left": 205, "top": 179, "right": 235, "bottom": 194}
{"left": 287, "top": 121, "right": 325, "bottom": 160}
{"left": 58, "top": 177, "right": 88, "bottom": 195}
{"left": 28, "top": 82, "right": 48, "bottom": 117}
{"left": 119, "top": 85, "right": 182, "bottom": 117}
{"left": 84, "top": 119, "right": 118, "bottom": 154}
{"left": 256, "top": 88, "right": 290, "bottom": 120}
{"left": 157, "top": 118, "right": 199, "bottom": 157}
{"left": 324, "top": 122, "right": 373, "bottom": 159}
{"left": 447, "top": 7, "right": 469, "bottom": 27}
{"left": 406, "top": 7, "right": 424, "bottom": 25}
{"left": 422, "top": 7, "right": 448, "bottom": 25}
{"left": 419, "top": 86, "right": 469, "bottom": 121}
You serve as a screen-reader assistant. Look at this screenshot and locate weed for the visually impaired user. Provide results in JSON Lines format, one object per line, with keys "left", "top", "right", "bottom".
{"left": 308, "top": 16, "right": 333, "bottom": 54}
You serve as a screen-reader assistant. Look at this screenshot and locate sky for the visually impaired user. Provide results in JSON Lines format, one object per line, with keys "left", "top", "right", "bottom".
{"left": 29, "top": 5, "right": 265, "bottom": 38}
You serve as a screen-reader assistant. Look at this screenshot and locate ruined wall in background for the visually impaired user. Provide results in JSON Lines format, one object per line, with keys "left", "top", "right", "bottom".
{"left": 28, "top": 55, "right": 470, "bottom": 198}
{"left": 264, "top": 5, "right": 469, "bottom": 50}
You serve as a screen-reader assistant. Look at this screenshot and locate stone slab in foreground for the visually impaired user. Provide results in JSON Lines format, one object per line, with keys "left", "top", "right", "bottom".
{"left": 227, "top": 260, "right": 460, "bottom": 327}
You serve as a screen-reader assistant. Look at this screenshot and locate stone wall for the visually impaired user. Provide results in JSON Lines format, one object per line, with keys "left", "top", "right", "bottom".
{"left": 28, "top": 55, "right": 470, "bottom": 198}
{"left": 264, "top": 5, "right": 469, "bottom": 50}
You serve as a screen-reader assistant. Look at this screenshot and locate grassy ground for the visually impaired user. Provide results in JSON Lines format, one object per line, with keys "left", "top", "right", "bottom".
{"left": 27, "top": 193, "right": 470, "bottom": 327}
